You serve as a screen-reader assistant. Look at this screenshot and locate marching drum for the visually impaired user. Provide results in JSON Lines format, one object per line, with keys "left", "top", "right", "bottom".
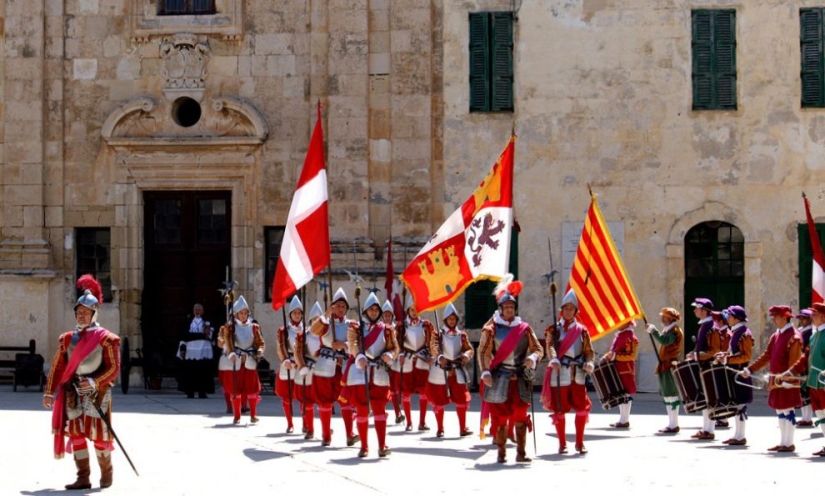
{"left": 592, "top": 361, "right": 630, "bottom": 410}
{"left": 671, "top": 360, "right": 707, "bottom": 413}
{"left": 700, "top": 362, "right": 738, "bottom": 420}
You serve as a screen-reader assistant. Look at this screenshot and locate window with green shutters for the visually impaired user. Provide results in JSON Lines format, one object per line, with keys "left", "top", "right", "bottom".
{"left": 798, "top": 223, "right": 825, "bottom": 307}
{"left": 469, "top": 12, "right": 514, "bottom": 113}
{"left": 801, "top": 9, "right": 825, "bottom": 108}
{"left": 464, "top": 229, "right": 518, "bottom": 328}
{"left": 692, "top": 9, "right": 737, "bottom": 111}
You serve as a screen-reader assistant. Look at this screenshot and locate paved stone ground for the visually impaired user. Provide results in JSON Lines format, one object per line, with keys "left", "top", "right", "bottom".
{"left": 2, "top": 385, "right": 822, "bottom": 495}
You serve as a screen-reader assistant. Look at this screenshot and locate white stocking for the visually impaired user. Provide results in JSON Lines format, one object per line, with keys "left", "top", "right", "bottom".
{"left": 801, "top": 404, "right": 813, "bottom": 422}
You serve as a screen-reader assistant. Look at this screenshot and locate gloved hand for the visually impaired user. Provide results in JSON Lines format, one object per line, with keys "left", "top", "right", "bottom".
{"left": 646, "top": 324, "right": 657, "bottom": 334}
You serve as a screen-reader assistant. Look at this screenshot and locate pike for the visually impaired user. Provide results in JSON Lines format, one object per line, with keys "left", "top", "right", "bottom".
{"left": 355, "top": 285, "right": 371, "bottom": 416}
{"left": 300, "top": 286, "right": 308, "bottom": 427}
{"left": 547, "top": 238, "right": 560, "bottom": 457}
{"left": 220, "top": 271, "right": 240, "bottom": 413}
{"left": 281, "top": 296, "right": 294, "bottom": 418}
{"left": 434, "top": 309, "right": 449, "bottom": 402}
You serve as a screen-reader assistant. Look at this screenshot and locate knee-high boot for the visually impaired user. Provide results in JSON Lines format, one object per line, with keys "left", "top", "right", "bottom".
{"left": 515, "top": 422, "right": 531, "bottom": 462}
{"left": 65, "top": 448, "right": 92, "bottom": 490}
{"left": 495, "top": 424, "right": 508, "bottom": 463}
{"left": 96, "top": 447, "right": 113, "bottom": 489}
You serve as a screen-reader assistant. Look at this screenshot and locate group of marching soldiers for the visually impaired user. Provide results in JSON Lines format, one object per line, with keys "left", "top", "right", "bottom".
{"left": 644, "top": 297, "right": 825, "bottom": 456}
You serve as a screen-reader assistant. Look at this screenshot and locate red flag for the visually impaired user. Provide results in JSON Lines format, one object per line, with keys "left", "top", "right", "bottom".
{"left": 568, "top": 192, "right": 643, "bottom": 341}
{"left": 804, "top": 193, "right": 825, "bottom": 305}
{"left": 272, "top": 105, "right": 330, "bottom": 310}
{"left": 384, "top": 239, "right": 404, "bottom": 322}
{"left": 400, "top": 136, "right": 514, "bottom": 312}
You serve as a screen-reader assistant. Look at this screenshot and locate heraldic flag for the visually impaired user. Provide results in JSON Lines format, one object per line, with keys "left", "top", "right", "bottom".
{"left": 401, "top": 136, "right": 514, "bottom": 312}
{"left": 804, "top": 192, "right": 825, "bottom": 305}
{"left": 568, "top": 192, "right": 643, "bottom": 341}
{"left": 271, "top": 105, "right": 330, "bottom": 310}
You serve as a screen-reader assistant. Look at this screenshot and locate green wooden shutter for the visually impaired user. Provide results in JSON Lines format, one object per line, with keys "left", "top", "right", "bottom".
{"left": 464, "top": 229, "right": 519, "bottom": 328}
{"left": 491, "top": 12, "right": 514, "bottom": 112}
{"left": 692, "top": 11, "right": 714, "bottom": 109}
{"left": 469, "top": 13, "right": 490, "bottom": 112}
{"left": 715, "top": 10, "right": 737, "bottom": 110}
{"left": 801, "top": 9, "right": 824, "bottom": 108}
{"left": 798, "top": 223, "right": 825, "bottom": 307}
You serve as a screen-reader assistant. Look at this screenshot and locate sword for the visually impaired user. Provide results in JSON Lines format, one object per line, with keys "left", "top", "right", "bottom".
{"left": 75, "top": 383, "right": 139, "bottom": 476}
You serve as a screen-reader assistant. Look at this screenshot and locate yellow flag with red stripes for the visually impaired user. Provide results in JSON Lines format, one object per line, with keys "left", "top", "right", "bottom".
{"left": 567, "top": 192, "right": 644, "bottom": 341}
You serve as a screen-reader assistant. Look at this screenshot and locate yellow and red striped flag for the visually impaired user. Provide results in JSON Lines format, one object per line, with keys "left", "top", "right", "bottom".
{"left": 567, "top": 192, "right": 643, "bottom": 341}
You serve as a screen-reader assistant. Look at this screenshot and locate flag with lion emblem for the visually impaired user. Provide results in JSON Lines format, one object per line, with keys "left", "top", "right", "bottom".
{"left": 400, "top": 135, "right": 514, "bottom": 312}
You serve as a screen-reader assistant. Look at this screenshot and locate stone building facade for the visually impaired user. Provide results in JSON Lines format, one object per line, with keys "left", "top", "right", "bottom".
{"left": 0, "top": 0, "right": 822, "bottom": 387}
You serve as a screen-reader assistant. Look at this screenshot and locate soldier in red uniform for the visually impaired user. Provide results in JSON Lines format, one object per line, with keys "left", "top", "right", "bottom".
{"left": 309, "top": 288, "right": 360, "bottom": 447}
{"left": 382, "top": 300, "right": 405, "bottom": 425}
{"left": 601, "top": 320, "right": 638, "bottom": 428}
{"left": 294, "top": 301, "right": 323, "bottom": 440}
{"left": 43, "top": 275, "right": 121, "bottom": 490}
{"left": 541, "top": 289, "right": 595, "bottom": 455}
{"left": 275, "top": 296, "right": 303, "bottom": 434}
{"left": 479, "top": 277, "right": 543, "bottom": 463}
{"left": 427, "top": 303, "right": 474, "bottom": 438}
{"left": 390, "top": 296, "right": 435, "bottom": 432}
{"left": 346, "top": 292, "right": 399, "bottom": 458}
{"left": 742, "top": 305, "right": 803, "bottom": 452}
{"left": 219, "top": 295, "right": 265, "bottom": 425}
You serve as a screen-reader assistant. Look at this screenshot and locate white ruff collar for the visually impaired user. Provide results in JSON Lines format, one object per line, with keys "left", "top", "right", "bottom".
{"left": 493, "top": 311, "right": 522, "bottom": 327}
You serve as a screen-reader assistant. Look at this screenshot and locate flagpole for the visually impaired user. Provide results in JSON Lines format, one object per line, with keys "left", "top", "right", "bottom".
{"left": 318, "top": 99, "right": 334, "bottom": 309}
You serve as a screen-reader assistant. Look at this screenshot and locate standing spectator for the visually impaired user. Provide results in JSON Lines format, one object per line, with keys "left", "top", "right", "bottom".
{"left": 178, "top": 303, "right": 214, "bottom": 399}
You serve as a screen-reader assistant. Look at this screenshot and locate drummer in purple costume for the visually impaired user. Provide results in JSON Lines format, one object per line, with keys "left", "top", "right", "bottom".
{"left": 646, "top": 307, "right": 684, "bottom": 433}
{"left": 686, "top": 297, "right": 719, "bottom": 440}
{"left": 714, "top": 305, "right": 754, "bottom": 446}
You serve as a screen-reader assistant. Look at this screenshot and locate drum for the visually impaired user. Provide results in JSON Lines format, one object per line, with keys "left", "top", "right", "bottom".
{"left": 591, "top": 361, "right": 630, "bottom": 410}
{"left": 700, "top": 362, "right": 738, "bottom": 420}
{"left": 671, "top": 360, "right": 706, "bottom": 413}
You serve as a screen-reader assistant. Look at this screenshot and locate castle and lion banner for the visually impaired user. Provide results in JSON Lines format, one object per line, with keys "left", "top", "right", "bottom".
{"left": 400, "top": 136, "right": 514, "bottom": 313}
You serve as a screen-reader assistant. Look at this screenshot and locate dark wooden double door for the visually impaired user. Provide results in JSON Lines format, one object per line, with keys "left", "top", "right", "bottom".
{"left": 142, "top": 191, "right": 231, "bottom": 371}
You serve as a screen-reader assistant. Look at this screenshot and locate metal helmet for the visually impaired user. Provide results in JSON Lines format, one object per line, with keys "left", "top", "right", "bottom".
{"left": 308, "top": 301, "right": 323, "bottom": 321}
{"left": 288, "top": 295, "right": 303, "bottom": 314}
{"left": 382, "top": 300, "right": 394, "bottom": 314}
{"left": 363, "top": 292, "right": 381, "bottom": 315}
{"left": 74, "top": 289, "right": 100, "bottom": 313}
{"left": 497, "top": 291, "right": 517, "bottom": 307}
{"left": 332, "top": 287, "right": 349, "bottom": 307}
{"left": 561, "top": 288, "right": 578, "bottom": 310}
{"left": 233, "top": 295, "right": 249, "bottom": 314}
{"left": 442, "top": 303, "right": 459, "bottom": 325}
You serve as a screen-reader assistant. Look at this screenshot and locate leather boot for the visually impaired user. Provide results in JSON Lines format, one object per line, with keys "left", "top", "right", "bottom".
{"left": 65, "top": 449, "right": 92, "bottom": 490}
{"left": 96, "top": 448, "right": 113, "bottom": 489}
{"left": 515, "top": 422, "right": 531, "bottom": 462}
{"left": 496, "top": 425, "right": 508, "bottom": 463}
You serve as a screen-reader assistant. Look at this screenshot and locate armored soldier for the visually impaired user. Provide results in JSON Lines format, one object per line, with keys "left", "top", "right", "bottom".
{"left": 427, "top": 303, "right": 474, "bottom": 438}
{"left": 309, "top": 287, "right": 360, "bottom": 447}
{"left": 218, "top": 295, "right": 265, "bottom": 425}
{"left": 43, "top": 275, "right": 121, "bottom": 490}
{"left": 646, "top": 307, "right": 684, "bottom": 434}
{"left": 390, "top": 296, "right": 435, "bottom": 432}
{"left": 602, "top": 320, "right": 638, "bottom": 428}
{"left": 541, "top": 289, "right": 594, "bottom": 455}
{"left": 382, "top": 300, "right": 405, "bottom": 425}
{"left": 346, "top": 292, "right": 399, "bottom": 457}
{"left": 275, "top": 296, "right": 303, "bottom": 434}
{"left": 294, "top": 301, "right": 323, "bottom": 440}
{"left": 742, "top": 305, "right": 803, "bottom": 452}
{"left": 479, "top": 277, "right": 543, "bottom": 463}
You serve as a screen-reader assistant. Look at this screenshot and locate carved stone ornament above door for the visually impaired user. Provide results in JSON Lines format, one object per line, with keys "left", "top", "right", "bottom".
{"left": 160, "top": 33, "right": 210, "bottom": 101}
{"left": 101, "top": 96, "right": 268, "bottom": 152}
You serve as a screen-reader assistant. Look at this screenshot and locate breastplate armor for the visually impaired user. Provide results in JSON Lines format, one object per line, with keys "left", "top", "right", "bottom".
{"left": 441, "top": 331, "right": 463, "bottom": 361}
{"left": 234, "top": 323, "right": 254, "bottom": 350}
{"left": 286, "top": 325, "right": 299, "bottom": 355}
{"left": 347, "top": 325, "right": 390, "bottom": 387}
{"left": 559, "top": 326, "right": 583, "bottom": 359}
{"left": 69, "top": 335, "right": 103, "bottom": 376}
{"left": 363, "top": 325, "right": 387, "bottom": 360}
{"left": 404, "top": 321, "right": 426, "bottom": 351}
{"left": 493, "top": 325, "right": 528, "bottom": 367}
{"left": 333, "top": 319, "right": 350, "bottom": 342}
{"left": 304, "top": 332, "right": 321, "bottom": 360}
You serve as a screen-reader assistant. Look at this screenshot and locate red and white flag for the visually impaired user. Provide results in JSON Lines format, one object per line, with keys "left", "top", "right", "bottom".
{"left": 804, "top": 193, "right": 825, "bottom": 305}
{"left": 385, "top": 239, "right": 404, "bottom": 322}
{"left": 272, "top": 105, "right": 330, "bottom": 310}
{"left": 401, "top": 136, "right": 514, "bottom": 312}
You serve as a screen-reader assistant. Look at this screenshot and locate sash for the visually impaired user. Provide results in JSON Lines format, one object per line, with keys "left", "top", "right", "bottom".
{"left": 341, "top": 323, "right": 385, "bottom": 379}
{"left": 489, "top": 322, "right": 529, "bottom": 370}
{"left": 51, "top": 327, "right": 109, "bottom": 458}
{"left": 557, "top": 322, "right": 583, "bottom": 359}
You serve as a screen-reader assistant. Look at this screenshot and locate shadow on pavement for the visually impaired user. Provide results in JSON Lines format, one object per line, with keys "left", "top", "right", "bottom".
{"left": 390, "top": 446, "right": 483, "bottom": 460}
{"left": 242, "top": 447, "right": 291, "bottom": 462}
